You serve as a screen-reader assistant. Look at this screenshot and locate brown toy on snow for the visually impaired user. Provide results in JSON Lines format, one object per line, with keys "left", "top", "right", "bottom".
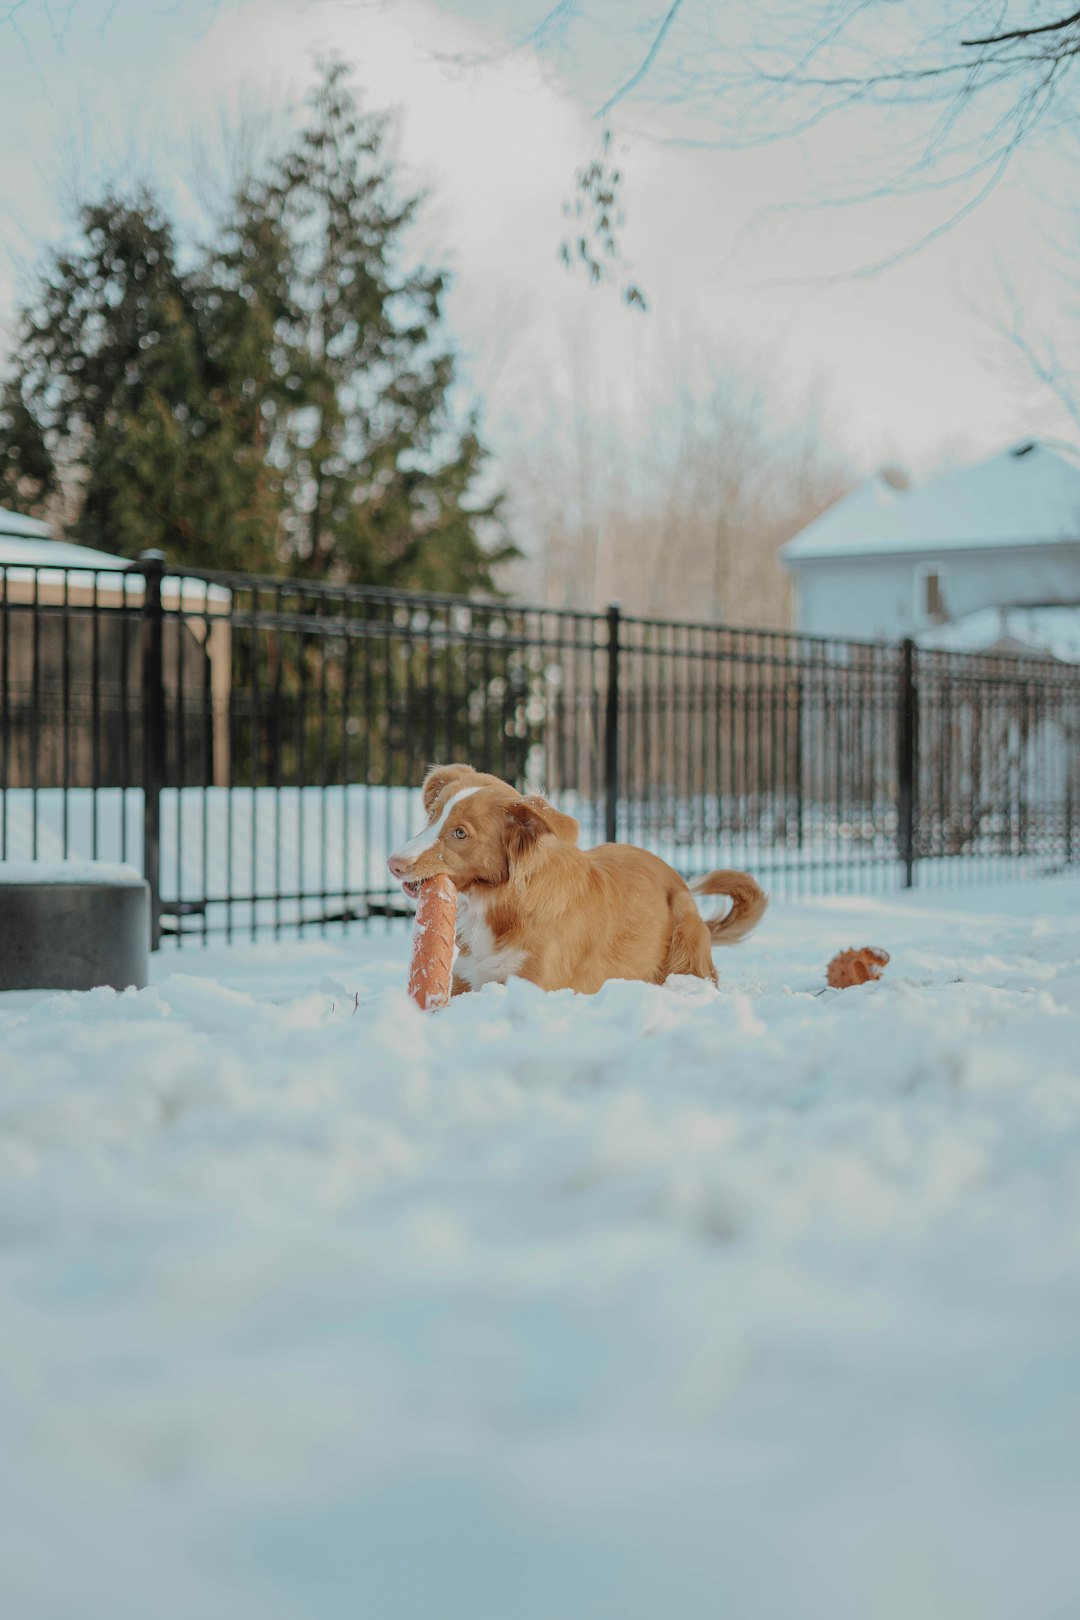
{"left": 826, "top": 946, "right": 890, "bottom": 989}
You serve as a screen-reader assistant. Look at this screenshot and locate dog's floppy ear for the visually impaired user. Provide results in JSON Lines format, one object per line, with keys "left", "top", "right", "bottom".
{"left": 519, "top": 795, "right": 579, "bottom": 845}
{"left": 505, "top": 796, "right": 577, "bottom": 858}
{"left": 422, "top": 763, "right": 474, "bottom": 815}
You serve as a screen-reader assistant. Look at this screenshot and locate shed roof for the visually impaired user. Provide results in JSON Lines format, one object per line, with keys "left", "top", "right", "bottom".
{"left": 780, "top": 441, "right": 1080, "bottom": 565}
{"left": 0, "top": 505, "right": 51, "bottom": 542}
{"left": 0, "top": 513, "right": 229, "bottom": 605}
{"left": 0, "top": 530, "right": 136, "bottom": 572}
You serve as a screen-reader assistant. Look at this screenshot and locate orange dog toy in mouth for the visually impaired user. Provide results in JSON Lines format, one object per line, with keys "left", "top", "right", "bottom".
{"left": 406, "top": 874, "right": 457, "bottom": 1010}
{"left": 826, "top": 946, "right": 890, "bottom": 989}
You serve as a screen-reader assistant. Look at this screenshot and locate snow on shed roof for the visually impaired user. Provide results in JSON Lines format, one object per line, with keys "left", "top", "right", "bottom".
{"left": 0, "top": 505, "right": 51, "bottom": 541}
{"left": 0, "top": 525, "right": 230, "bottom": 605}
{"left": 0, "top": 530, "right": 137, "bottom": 572}
{"left": 780, "top": 441, "right": 1080, "bottom": 565}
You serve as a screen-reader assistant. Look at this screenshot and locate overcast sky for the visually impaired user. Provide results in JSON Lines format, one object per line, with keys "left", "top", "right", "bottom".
{"left": 0, "top": 0, "right": 1073, "bottom": 479}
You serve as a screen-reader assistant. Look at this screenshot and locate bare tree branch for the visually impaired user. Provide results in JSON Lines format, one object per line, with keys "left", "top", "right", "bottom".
{"left": 516, "top": 3, "right": 1080, "bottom": 297}
{"left": 962, "top": 9, "right": 1080, "bottom": 50}
{"left": 597, "top": 0, "right": 686, "bottom": 118}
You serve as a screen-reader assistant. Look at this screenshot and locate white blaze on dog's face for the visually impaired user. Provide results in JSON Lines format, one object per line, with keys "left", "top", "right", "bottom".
{"left": 387, "top": 785, "right": 486, "bottom": 895}
{"left": 387, "top": 765, "right": 579, "bottom": 895}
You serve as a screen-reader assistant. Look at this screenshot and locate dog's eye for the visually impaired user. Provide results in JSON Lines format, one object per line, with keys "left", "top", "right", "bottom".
{"left": 452, "top": 826, "right": 468, "bottom": 840}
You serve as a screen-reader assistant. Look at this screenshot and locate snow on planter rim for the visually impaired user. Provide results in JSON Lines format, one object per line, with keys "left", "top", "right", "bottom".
{"left": 0, "top": 859, "right": 146, "bottom": 885}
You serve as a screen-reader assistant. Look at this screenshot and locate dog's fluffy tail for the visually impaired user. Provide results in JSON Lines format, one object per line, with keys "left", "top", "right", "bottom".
{"left": 691, "top": 869, "right": 768, "bottom": 946}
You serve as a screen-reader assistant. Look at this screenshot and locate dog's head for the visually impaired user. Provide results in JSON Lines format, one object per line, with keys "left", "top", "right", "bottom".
{"left": 387, "top": 764, "right": 579, "bottom": 894}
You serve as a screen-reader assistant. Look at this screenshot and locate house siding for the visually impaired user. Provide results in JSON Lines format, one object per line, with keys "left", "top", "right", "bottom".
{"left": 789, "top": 544, "right": 1080, "bottom": 640}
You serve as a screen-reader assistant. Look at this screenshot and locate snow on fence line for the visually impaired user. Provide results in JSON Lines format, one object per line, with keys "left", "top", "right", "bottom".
{"left": 0, "top": 786, "right": 1071, "bottom": 944}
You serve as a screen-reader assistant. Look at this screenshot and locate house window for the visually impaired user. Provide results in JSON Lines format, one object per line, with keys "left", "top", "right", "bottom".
{"left": 915, "top": 565, "right": 948, "bottom": 625}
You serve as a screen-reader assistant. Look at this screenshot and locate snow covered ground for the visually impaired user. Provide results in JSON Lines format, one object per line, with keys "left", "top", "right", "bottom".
{"left": 2, "top": 876, "right": 1079, "bottom": 1619}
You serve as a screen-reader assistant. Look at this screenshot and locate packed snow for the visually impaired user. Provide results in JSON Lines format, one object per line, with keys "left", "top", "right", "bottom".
{"left": 2, "top": 876, "right": 1079, "bottom": 1619}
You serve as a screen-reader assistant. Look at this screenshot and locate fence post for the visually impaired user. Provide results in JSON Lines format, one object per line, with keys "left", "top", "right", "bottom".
{"left": 897, "top": 637, "right": 917, "bottom": 888}
{"left": 604, "top": 602, "right": 621, "bottom": 844}
{"left": 1067, "top": 685, "right": 1077, "bottom": 868}
{"left": 140, "top": 550, "right": 167, "bottom": 949}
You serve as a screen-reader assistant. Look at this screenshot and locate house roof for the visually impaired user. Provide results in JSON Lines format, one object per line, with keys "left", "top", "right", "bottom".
{"left": 780, "top": 441, "right": 1080, "bottom": 565}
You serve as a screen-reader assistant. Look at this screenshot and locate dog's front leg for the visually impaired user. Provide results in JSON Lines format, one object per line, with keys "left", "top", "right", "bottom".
{"left": 451, "top": 973, "right": 473, "bottom": 997}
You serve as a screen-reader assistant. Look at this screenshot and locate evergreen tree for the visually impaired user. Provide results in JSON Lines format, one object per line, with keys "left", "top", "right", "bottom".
{"left": 0, "top": 62, "right": 512, "bottom": 594}
{"left": 225, "top": 59, "right": 511, "bottom": 590}
{"left": 0, "top": 192, "right": 192, "bottom": 549}
{"left": 0, "top": 191, "right": 280, "bottom": 571}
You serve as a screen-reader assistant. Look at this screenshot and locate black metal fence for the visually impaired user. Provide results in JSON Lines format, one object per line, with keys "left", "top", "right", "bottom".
{"left": 1, "top": 551, "right": 1077, "bottom": 946}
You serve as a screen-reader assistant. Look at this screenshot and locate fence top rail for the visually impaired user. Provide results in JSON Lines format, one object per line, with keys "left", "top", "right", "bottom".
{"left": 917, "top": 645, "right": 1080, "bottom": 683}
{"left": 224, "top": 605, "right": 606, "bottom": 655}
{"left": 617, "top": 611, "right": 896, "bottom": 656}
{"left": 124, "top": 559, "right": 607, "bottom": 626}
{"left": 0, "top": 552, "right": 1061, "bottom": 683}
{"left": 122, "top": 560, "right": 894, "bottom": 652}
{"left": 0, "top": 562, "right": 231, "bottom": 607}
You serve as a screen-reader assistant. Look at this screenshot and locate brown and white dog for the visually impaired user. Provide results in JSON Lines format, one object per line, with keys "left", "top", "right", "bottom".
{"left": 388, "top": 764, "right": 767, "bottom": 996}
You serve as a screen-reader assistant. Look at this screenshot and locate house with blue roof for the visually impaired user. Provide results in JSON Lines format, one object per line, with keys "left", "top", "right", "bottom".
{"left": 779, "top": 442, "right": 1080, "bottom": 657}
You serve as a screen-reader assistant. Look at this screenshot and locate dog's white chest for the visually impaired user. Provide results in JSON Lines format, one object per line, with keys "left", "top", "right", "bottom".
{"left": 456, "top": 894, "right": 526, "bottom": 988}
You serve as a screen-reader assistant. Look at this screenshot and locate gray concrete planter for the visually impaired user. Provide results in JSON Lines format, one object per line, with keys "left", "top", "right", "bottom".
{"left": 0, "top": 863, "right": 150, "bottom": 992}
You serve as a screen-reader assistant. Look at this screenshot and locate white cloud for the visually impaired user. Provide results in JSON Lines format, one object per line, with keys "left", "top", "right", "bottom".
{"left": 0, "top": 0, "right": 1071, "bottom": 479}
